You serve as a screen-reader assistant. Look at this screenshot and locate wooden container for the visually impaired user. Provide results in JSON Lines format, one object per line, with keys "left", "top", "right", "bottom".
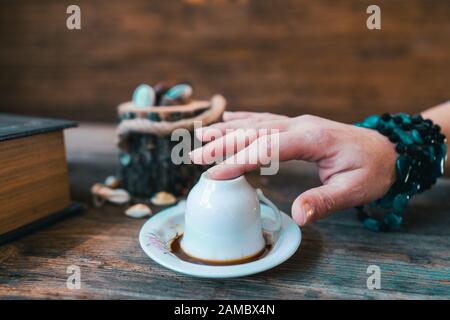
{"left": 116, "top": 95, "right": 226, "bottom": 199}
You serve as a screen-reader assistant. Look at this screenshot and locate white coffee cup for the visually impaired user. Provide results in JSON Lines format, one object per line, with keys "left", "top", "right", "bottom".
{"left": 180, "top": 172, "right": 282, "bottom": 262}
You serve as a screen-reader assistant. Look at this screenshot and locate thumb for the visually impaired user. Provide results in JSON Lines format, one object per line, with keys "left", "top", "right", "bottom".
{"left": 291, "top": 182, "right": 359, "bottom": 226}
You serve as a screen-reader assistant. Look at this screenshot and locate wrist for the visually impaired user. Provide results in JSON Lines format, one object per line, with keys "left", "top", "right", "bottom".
{"left": 355, "top": 112, "right": 447, "bottom": 231}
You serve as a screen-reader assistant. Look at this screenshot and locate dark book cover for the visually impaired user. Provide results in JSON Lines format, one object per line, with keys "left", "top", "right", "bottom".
{"left": 0, "top": 113, "right": 77, "bottom": 142}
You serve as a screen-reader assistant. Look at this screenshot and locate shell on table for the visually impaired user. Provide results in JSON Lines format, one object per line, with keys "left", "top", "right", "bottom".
{"left": 125, "top": 203, "right": 152, "bottom": 218}
{"left": 151, "top": 191, "right": 177, "bottom": 206}
{"left": 91, "top": 183, "right": 131, "bottom": 206}
{"left": 104, "top": 175, "right": 120, "bottom": 189}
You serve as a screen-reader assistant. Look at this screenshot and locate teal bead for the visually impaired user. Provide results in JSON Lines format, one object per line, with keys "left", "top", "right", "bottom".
{"left": 363, "top": 217, "right": 382, "bottom": 232}
{"left": 132, "top": 84, "right": 155, "bottom": 108}
{"left": 394, "top": 128, "right": 414, "bottom": 145}
{"left": 362, "top": 115, "right": 380, "bottom": 129}
{"left": 398, "top": 113, "right": 411, "bottom": 124}
{"left": 396, "top": 155, "right": 411, "bottom": 183}
{"left": 411, "top": 129, "right": 423, "bottom": 144}
{"left": 377, "top": 195, "right": 394, "bottom": 209}
{"left": 408, "top": 182, "right": 421, "bottom": 196}
{"left": 354, "top": 123, "right": 363, "bottom": 127}
{"left": 384, "top": 120, "right": 396, "bottom": 129}
{"left": 384, "top": 212, "right": 402, "bottom": 229}
{"left": 427, "top": 145, "right": 436, "bottom": 162}
{"left": 433, "top": 155, "right": 445, "bottom": 177}
{"left": 120, "top": 153, "right": 131, "bottom": 166}
{"left": 120, "top": 112, "right": 135, "bottom": 121}
{"left": 393, "top": 194, "right": 409, "bottom": 214}
{"left": 438, "top": 144, "right": 447, "bottom": 157}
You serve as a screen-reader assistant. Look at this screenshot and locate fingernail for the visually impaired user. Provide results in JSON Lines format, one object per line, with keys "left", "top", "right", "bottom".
{"left": 207, "top": 166, "right": 218, "bottom": 174}
{"left": 299, "top": 202, "right": 314, "bottom": 226}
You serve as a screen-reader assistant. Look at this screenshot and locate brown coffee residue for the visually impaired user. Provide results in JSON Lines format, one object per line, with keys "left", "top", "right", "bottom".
{"left": 169, "top": 233, "right": 273, "bottom": 266}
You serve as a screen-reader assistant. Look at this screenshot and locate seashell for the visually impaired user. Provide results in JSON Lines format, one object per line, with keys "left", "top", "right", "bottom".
{"left": 132, "top": 84, "right": 155, "bottom": 108}
{"left": 91, "top": 183, "right": 131, "bottom": 205}
{"left": 104, "top": 175, "right": 120, "bottom": 189}
{"left": 161, "top": 84, "right": 193, "bottom": 105}
{"left": 125, "top": 203, "right": 152, "bottom": 218}
{"left": 151, "top": 191, "right": 177, "bottom": 206}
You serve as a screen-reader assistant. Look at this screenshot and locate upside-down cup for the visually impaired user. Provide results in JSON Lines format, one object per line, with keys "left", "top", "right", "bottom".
{"left": 180, "top": 173, "right": 282, "bottom": 263}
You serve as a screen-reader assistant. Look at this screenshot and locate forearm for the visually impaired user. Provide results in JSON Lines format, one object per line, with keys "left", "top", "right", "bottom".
{"left": 421, "top": 100, "right": 450, "bottom": 176}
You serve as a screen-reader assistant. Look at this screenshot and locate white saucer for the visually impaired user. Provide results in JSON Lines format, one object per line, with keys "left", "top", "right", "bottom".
{"left": 139, "top": 201, "right": 301, "bottom": 278}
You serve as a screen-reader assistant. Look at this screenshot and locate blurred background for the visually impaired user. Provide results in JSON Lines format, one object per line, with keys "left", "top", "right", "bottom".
{"left": 0, "top": 0, "right": 449, "bottom": 123}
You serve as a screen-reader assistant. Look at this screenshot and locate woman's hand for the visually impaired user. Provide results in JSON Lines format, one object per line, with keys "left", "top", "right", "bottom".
{"left": 189, "top": 111, "right": 398, "bottom": 226}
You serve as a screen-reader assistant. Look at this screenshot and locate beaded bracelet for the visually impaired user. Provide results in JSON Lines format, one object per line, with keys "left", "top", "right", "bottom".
{"left": 354, "top": 113, "right": 447, "bottom": 232}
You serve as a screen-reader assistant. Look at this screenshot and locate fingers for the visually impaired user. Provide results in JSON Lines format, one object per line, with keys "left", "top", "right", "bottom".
{"left": 291, "top": 176, "right": 365, "bottom": 226}
{"left": 196, "top": 119, "right": 290, "bottom": 142}
{"left": 206, "top": 133, "right": 284, "bottom": 180}
{"left": 190, "top": 128, "right": 260, "bottom": 164}
{"left": 204, "top": 131, "right": 322, "bottom": 180}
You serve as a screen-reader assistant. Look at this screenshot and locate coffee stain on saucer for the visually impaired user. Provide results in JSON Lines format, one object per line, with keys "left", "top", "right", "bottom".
{"left": 169, "top": 233, "right": 273, "bottom": 266}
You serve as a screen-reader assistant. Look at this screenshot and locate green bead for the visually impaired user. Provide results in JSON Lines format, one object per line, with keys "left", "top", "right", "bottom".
{"left": 363, "top": 217, "right": 382, "bottom": 232}
{"left": 384, "top": 120, "right": 396, "bottom": 129}
{"left": 433, "top": 155, "right": 445, "bottom": 177}
{"left": 120, "top": 153, "right": 131, "bottom": 166}
{"left": 377, "top": 195, "right": 394, "bottom": 209}
{"left": 411, "top": 130, "right": 423, "bottom": 144}
{"left": 398, "top": 113, "right": 411, "bottom": 124}
{"left": 362, "top": 115, "right": 380, "bottom": 129}
{"left": 384, "top": 212, "right": 402, "bottom": 229}
{"left": 394, "top": 128, "right": 414, "bottom": 145}
{"left": 408, "top": 182, "right": 421, "bottom": 196}
{"left": 396, "top": 155, "right": 411, "bottom": 183}
{"left": 438, "top": 144, "right": 447, "bottom": 157}
{"left": 393, "top": 194, "right": 409, "bottom": 214}
{"left": 427, "top": 145, "right": 436, "bottom": 162}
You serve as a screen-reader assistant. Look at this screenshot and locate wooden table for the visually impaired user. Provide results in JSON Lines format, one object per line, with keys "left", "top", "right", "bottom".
{"left": 0, "top": 123, "right": 449, "bottom": 299}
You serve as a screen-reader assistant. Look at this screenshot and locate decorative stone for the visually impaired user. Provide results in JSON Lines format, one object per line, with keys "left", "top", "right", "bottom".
{"left": 132, "top": 84, "right": 155, "bottom": 108}
{"left": 151, "top": 191, "right": 177, "bottom": 206}
{"left": 161, "top": 84, "right": 193, "bottom": 105}
{"left": 120, "top": 153, "right": 131, "bottom": 166}
{"left": 104, "top": 175, "right": 120, "bottom": 189}
{"left": 363, "top": 217, "right": 381, "bottom": 232}
{"left": 383, "top": 212, "right": 402, "bottom": 229}
{"left": 91, "top": 183, "right": 131, "bottom": 205}
{"left": 393, "top": 194, "right": 409, "bottom": 213}
{"left": 394, "top": 128, "right": 414, "bottom": 145}
{"left": 153, "top": 82, "right": 171, "bottom": 106}
{"left": 396, "top": 155, "right": 411, "bottom": 183}
{"left": 362, "top": 115, "right": 380, "bottom": 129}
{"left": 411, "top": 129, "right": 423, "bottom": 144}
{"left": 125, "top": 203, "right": 152, "bottom": 218}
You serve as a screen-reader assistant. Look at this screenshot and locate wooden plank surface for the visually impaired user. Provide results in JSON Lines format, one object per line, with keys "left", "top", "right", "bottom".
{"left": 0, "top": 123, "right": 448, "bottom": 299}
{"left": 0, "top": 0, "right": 449, "bottom": 123}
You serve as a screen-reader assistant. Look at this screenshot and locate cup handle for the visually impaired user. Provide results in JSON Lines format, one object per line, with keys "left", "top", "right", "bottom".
{"left": 256, "top": 189, "right": 282, "bottom": 233}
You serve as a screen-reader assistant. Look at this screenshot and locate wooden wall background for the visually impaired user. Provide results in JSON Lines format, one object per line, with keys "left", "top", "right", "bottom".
{"left": 0, "top": 0, "right": 449, "bottom": 123}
